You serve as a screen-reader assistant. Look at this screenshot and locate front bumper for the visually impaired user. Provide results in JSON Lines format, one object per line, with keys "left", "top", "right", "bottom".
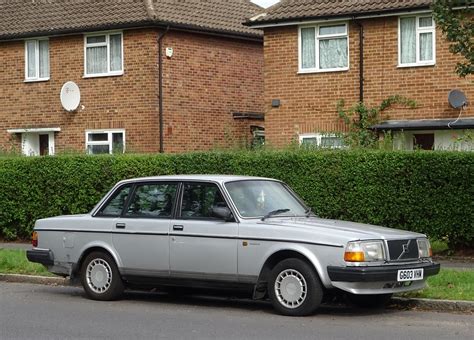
{"left": 26, "top": 249, "right": 54, "bottom": 266}
{"left": 327, "top": 262, "right": 440, "bottom": 282}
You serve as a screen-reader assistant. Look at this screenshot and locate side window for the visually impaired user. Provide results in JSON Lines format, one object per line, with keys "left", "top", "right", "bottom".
{"left": 84, "top": 32, "right": 123, "bottom": 76}
{"left": 25, "top": 39, "right": 50, "bottom": 81}
{"left": 97, "top": 185, "right": 131, "bottom": 217}
{"left": 125, "top": 183, "right": 177, "bottom": 218}
{"left": 399, "top": 16, "right": 435, "bottom": 66}
{"left": 180, "top": 182, "right": 227, "bottom": 219}
{"left": 86, "top": 130, "right": 125, "bottom": 154}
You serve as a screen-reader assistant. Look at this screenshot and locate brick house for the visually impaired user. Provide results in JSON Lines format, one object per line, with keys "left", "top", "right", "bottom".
{"left": 246, "top": 0, "right": 473, "bottom": 150}
{"left": 0, "top": 0, "right": 264, "bottom": 155}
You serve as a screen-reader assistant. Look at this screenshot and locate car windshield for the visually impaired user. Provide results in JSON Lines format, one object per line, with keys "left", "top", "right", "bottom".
{"left": 225, "top": 180, "right": 307, "bottom": 218}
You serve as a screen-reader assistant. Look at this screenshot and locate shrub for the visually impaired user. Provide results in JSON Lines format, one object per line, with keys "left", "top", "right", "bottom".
{"left": 0, "top": 151, "right": 472, "bottom": 247}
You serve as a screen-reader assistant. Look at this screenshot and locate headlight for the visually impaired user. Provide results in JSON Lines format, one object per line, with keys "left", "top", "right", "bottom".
{"left": 344, "top": 240, "right": 385, "bottom": 262}
{"left": 417, "top": 238, "right": 432, "bottom": 258}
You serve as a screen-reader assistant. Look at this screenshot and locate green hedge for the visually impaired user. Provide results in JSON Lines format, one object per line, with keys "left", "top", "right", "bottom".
{"left": 0, "top": 151, "right": 472, "bottom": 247}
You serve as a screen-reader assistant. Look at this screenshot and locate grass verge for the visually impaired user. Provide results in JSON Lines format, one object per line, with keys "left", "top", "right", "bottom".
{"left": 0, "top": 249, "right": 54, "bottom": 277}
{"left": 430, "top": 239, "right": 449, "bottom": 255}
{"left": 399, "top": 269, "right": 474, "bottom": 301}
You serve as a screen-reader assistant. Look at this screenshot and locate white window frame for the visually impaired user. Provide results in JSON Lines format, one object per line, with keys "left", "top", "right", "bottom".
{"left": 85, "top": 129, "right": 126, "bottom": 154}
{"left": 398, "top": 15, "right": 436, "bottom": 67}
{"left": 24, "top": 38, "right": 50, "bottom": 82}
{"left": 84, "top": 31, "right": 124, "bottom": 78}
{"left": 298, "top": 133, "right": 344, "bottom": 149}
{"left": 298, "top": 22, "right": 349, "bottom": 73}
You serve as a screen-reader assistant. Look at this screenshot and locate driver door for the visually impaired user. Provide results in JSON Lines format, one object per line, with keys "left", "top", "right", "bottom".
{"left": 169, "top": 181, "right": 238, "bottom": 281}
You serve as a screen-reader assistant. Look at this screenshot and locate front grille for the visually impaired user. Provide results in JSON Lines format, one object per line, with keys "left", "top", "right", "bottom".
{"left": 387, "top": 239, "right": 419, "bottom": 261}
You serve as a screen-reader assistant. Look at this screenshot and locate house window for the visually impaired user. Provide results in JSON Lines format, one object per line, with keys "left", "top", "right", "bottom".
{"left": 86, "top": 130, "right": 125, "bottom": 154}
{"left": 299, "top": 133, "right": 344, "bottom": 149}
{"left": 299, "top": 23, "right": 348, "bottom": 72}
{"left": 25, "top": 39, "right": 49, "bottom": 81}
{"left": 84, "top": 32, "right": 123, "bottom": 76}
{"left": 399, "top": 16, "right": 435, "bottom": 66}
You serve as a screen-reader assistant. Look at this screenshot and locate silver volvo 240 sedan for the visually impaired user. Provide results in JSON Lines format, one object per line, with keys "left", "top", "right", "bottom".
{"left": 27, "top": 175, "right": 440, "bottom": 316}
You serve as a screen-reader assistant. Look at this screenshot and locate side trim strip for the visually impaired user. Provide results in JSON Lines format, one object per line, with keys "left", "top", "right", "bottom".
{"left": 34, "top": 229, "right": 168, "bottom": 236}
{"left": 34, "top": 228, "right": 343, "bottom": 248}
{"left": 170, "top": 233, "right": 343, "bottom": 248}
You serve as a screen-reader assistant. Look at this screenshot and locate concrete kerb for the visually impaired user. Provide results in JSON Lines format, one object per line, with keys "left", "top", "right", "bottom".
{"left": 0, "top": 273, "right": 69, "bottom": 286}
{"left": 390, "top": 296, "right": 474, "bottom": 313}
{"left": 0, "top": 273, "right": 472, "bottom": 313}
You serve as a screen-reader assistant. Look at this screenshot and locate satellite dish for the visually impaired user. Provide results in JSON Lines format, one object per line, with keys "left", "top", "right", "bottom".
{"left": 448, "top": 89, "right": 468, "bottom": 109}
{"left": 60, "top": 81, "right": 80, "bottom": 112}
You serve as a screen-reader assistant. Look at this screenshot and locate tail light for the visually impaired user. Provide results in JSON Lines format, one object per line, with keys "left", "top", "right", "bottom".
{"left": 32, "top": 231, "right": 38, "bottom": 247}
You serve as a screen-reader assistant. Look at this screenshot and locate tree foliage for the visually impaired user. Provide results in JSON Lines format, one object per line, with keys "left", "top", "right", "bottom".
{"left": 432, "top": 0, "right": 474, "bottom": 77}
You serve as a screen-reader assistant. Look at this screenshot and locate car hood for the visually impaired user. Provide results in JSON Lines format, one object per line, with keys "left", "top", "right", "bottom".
{"left": 254, "top": 216, "right": 424, "bottom": 242}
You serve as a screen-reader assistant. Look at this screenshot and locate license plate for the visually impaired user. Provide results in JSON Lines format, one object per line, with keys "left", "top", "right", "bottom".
{"left": 397, "top": 268, "right": 424, "bottom": 282}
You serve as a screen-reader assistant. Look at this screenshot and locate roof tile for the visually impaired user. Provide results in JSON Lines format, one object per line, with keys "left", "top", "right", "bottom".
{"left": 0, "top": 0, "right": 262, "bottom": 40}
{"left": 153, "top": 0, "right": 262, "bottom": 36}
{"left": 248, "top": 0, "right": 433, "bottom": 25}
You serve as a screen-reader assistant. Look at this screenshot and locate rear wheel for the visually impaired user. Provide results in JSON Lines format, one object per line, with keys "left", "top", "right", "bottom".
{"left": 347, "top": 293, "right": 393, "bottom": 308}
{"left": 81, "top": 251, "right": 124, "bottom": 301}
{"left": 268, "top": 258, "right": 323, "bottom": 316}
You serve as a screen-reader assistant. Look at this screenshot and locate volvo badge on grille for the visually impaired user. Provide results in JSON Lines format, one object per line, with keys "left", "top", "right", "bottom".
{"left": 397, "top": 240, "right": 412, "bottom": 260}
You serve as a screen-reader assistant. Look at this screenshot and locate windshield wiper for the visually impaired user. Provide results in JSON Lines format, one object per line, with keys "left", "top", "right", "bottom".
{"left": 261, "top": 209, "right": 290, "bottom": 221}
{"left": 305, "top": 208, "right": 315, "bottom": 217}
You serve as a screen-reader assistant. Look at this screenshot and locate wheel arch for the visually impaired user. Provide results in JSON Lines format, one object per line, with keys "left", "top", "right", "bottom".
{"left": 253, "top": 246, "right": 329, "bottom": 299}
{"left": 72, "top": 243, "right": 122, "bottom": 279}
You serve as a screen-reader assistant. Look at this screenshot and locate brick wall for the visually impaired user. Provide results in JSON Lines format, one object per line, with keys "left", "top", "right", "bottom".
{"left": 263, "top": 17, "right": 473, "bottom": 147}
{"left": 0, "top": 28, "right": 264, "bottom": 154}
{"left": 162, "top": 31, "right": 264, "bottom": 152}
{"left": 0, "top": 29, "right": 160, "bottom": 153}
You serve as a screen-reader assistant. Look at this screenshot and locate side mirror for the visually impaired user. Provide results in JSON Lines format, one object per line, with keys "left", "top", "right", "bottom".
{"left": 211, "top": 206, "right": 234, "bottom": 222}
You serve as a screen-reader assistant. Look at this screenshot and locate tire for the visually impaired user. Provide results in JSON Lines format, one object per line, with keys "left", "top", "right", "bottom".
{"left": 347, "top": 293, "right": 393, "bottom": 308}
{"left": 268, "top": 258, "right": 323, "bottom": 316}
{"left": 80, "top": 251, "right": 124, "bottom": 301}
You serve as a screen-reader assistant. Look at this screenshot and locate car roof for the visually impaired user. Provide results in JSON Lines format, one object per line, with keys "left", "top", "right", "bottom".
{"left": 117, "top": 174, "right": 279, "bottom": 185}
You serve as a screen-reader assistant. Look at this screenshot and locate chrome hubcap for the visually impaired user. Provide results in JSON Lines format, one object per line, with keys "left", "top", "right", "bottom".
{"left": 275, "top": 269, "right": 307, "bottom": 309}
{"left": 86, "top": 259, "right": 112, "bottom": 294}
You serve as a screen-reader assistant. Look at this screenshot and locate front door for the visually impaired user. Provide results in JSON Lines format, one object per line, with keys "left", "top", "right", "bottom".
{"left": 170, "top": 182, "right": 238, "bottom": 281}
{"left": 21, "top": 132, "right": 55, "bottom": 156}
{"left": 39, "top": 134, "right": 49, "bottom": 156}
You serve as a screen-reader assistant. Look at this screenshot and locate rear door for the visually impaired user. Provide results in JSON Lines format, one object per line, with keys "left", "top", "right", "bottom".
{"left": 169, "top": 181, "right": 238, "bottom": 281}
{"left": 110, "top": 181, "right": 178, "bottom": 277}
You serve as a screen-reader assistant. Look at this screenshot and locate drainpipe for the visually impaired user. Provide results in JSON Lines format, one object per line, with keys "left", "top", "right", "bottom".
{"left": 355, "top": 21, "right": 364, "bottom": 103}
{"left": 158, "top": 26, "right": 170, "bottom": 153}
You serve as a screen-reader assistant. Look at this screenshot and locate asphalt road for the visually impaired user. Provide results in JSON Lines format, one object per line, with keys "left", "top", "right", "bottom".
{"left": 0, "top": 282, "right": 472, "bottom": 340}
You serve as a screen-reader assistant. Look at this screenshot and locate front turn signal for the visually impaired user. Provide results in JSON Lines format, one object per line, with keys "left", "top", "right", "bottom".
{"left": 344, "top": 251, "right": 365, "bottom": 262}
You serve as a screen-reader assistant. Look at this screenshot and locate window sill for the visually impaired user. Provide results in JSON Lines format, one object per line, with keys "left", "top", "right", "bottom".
{"left": 298, "top": 67, "right": 349, "bottom": 74}
{"left": 397, "top": 63, "right": 435, "bottom": 68}
{"left": 83, "top": 72, "right": 124, "bottom": 79}
{"left": 24, "top": 78, "right": 50, "bottom": 83}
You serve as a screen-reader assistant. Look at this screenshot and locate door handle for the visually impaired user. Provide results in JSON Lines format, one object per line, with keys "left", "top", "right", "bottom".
{"left": 173, "top": 225, "right": 184, "bottom": 231}
{"left": 116, "top": 223, "right": 126, "bottom": 229}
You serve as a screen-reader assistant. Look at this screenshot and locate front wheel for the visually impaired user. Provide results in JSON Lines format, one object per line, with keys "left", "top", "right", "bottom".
{"left": 80, "top": 251, "right": 124, "bottom": 301}
{"left": 268, "top": 258, "right": 323, "bottom": 316}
